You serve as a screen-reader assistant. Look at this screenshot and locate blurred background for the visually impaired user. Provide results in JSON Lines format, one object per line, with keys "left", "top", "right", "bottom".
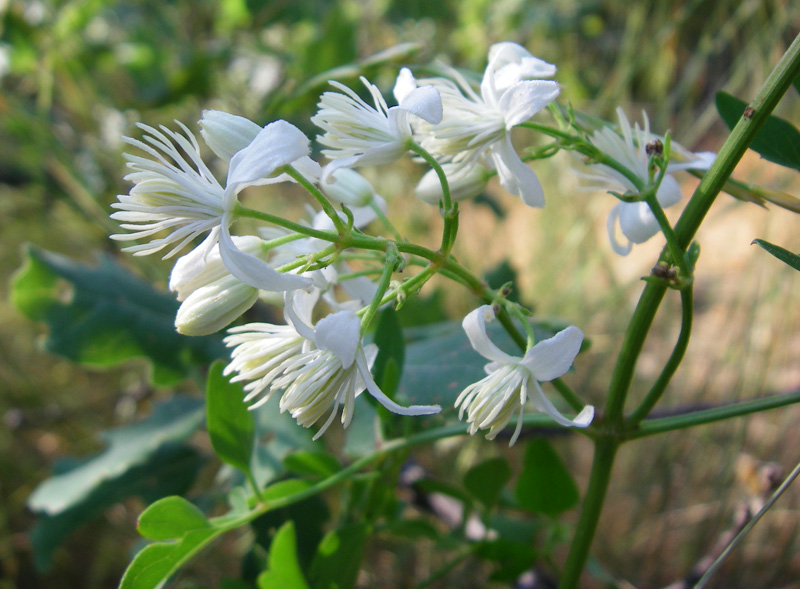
{"left": 1, "top": 0, "right": 799, "bottom": 587}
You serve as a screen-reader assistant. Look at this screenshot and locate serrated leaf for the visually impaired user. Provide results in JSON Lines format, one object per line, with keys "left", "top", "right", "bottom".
{"left": 464, "top": 457, "right": 512, "bottom": 510}
{"left": 29, "top": 396, "right": 204, "bottom": 515}
{"left": 283, "top": 451, "right": 340, "bottom": 478}
{"left": 308, "top": 523, "right": 369, "bottom": 589}
{"left": 715, "top": 92, "right": 800, "bottom": 172}
{"left": 137, "top": 496, "right": 210, "bottom": 541}
{"left": 257, "top": 521, "right": 311, "bottom": 589}
{"left": 752, "top": 239, "right": 800, "bottom": 271}
{"left": 515, "top": 439, "right": 579, "bottom": 516}
{"left": 10, "top": 246, "right": 227, "bottom": 385}
{"left": 207, "top": 360, "right": 255, "bottom": 476}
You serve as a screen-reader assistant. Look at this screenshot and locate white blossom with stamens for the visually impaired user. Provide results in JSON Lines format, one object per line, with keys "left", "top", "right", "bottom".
{"left": 311, "top": 68, "right": 442, "bottom": 174}
{"left": 110, "top": 117, "right": 313, "bottom": 292}
{"left": 581, "top": 107, "right": 715, "bottom": 255}
{"left": 456, "top": 306, "right": 594, "bottom": 446}
{"left": 414, "top": 43, "right": 560, "bottom": 207}
{"left": 225, "top": 291, "right": 441, "bottom": 439}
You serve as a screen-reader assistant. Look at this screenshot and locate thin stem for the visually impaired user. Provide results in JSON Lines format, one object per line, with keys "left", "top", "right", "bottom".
{"left": 360, "top": 245, "right": 399, "bottom": 334}
{"left": 694, "top": 459, "right": 800, "bottom": 589}
{"left": 628, "top": 287, "right": 694, "bottom": 425}
{"left": 236, "top": 204, "right": 339, "bottom": 241}
{"left": 627, "top": 389, "right": 800, "bottom": 440}
{"left": 370, "top": 200, "right": 403, "bottom": 241}
{"left": 284, "top": 165, "right": 347, "bottom": 234}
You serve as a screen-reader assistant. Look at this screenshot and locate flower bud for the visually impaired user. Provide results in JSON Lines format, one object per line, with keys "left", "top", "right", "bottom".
{"left": 415, "top": 163, "right": 489, "bottom": 205}
{"left": 198, "top": 110, "right": 262, "bottom": 161}
{"left": 321, "top": 168, "right": 376, "bottom": 208}
{"left": 175, "top": 275, "right": 259, "bottom": 336}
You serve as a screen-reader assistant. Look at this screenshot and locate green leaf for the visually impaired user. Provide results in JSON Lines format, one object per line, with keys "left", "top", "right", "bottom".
{"left": 715, "top": 91, "right": 800, "bottom": 172}
{"left": 257, "top": 521, "right": 311, "bottom": 589}
{"left": 29, "top": 396, "right": 204, "bottom": 515}
{"left": 206, "top": 360, "right": 255, "bottom": 476}
{"left": 10, "top": 246, "right": 227, "bottom": 385}
{"left": 120, "top": 527, "right": 227, "bottom": 589}
{"left": 137, "top": 496, "right": 210, "bottom": 541}
{"left": 464, "top": 457, "right": 512, "bottom": 510}
{"left": 371, "top": 308, "right": 405, "bottom": 396}
{"left": 283, "top": 451, "right": 340, "bottom": 478}
{"left": 308, "top": 523, "right": 369, "bottom": 589}
{"left": 31, "top": 444, "right": 204, "bottom": 571}
{"left": 515, "top": 439, "right": 579, "bottom": 516}
{"left": 752, "top": 239, "right": 800, "bottom": 271}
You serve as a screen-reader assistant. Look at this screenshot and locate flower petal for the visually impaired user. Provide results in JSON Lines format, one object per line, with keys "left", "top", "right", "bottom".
{"left": 226, "top": 120, "right": 311, "bottom": 191}
{"left": 528, "top": 380, "right": 594, "bottom": 428}
{"left": 618, "top": 202, "right": 660, "bottom": 245}
{"left": 219, "top": 218, "right": 311, "bottom": 292}
{"left": 398, "top": 85, "right": 443, "bottom": 124}
{"left": 490, "top": 137, "right": 545, "bottom": 208}
{"left": 498, "top": 80, "right": 560, "bottom": 128}
{"left": 314, "top": 310, "right": 361, "bottom": 369}
{"left": 606, "top": 204, "right": 633, "bottom": 256}
{"left": 356, "top": 349, "right": 441, "bottom": 416}
{"left": 462, "top": 306, "right": 518, "bottom": 365}
{"left": 520, "top": 325, "right": 583, "bottom": 381}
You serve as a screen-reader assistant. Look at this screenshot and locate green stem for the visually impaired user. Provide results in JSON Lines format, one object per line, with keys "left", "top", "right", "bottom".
{"left": 558, "top": 32, "right": 800, "bottom": 589}
{"left": 558, "top": 438, "right": 619, "bottom": 589}
{"left": 360, "top": 245, "right": 399, "bottom": 334}
{"left": 552, "top": 378, "right": 586, "bottom": 414}
{"left": 628, "top": 389, "right": 800, "bottom": 440}
{"left": 284, "top": 165, "right": 347, "bottom": 234}
{"left": 628, "top": 287, "right": 694, "bottom": 425}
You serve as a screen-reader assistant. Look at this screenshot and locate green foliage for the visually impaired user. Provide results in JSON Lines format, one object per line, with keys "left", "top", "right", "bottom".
{"left": 283, "top": 451, "right": 341, "bottom": 478}
{"left": 11, "top": 246, "right": 227, "bottom": 385}
{"left": 752, "top": 239, "right": 800, "bottom": 271}
{"left": 206, "top": 360, "right": 256, "bottom": 477}
{"left": 716, "top": 91, "right": 800, "bottom": 172}
{"left": 515, "top": 439, "right": 580, "bottom": 516}
{"left": 308, "top": 523, "right": 370, "bottom": 589}
{"left": 137, "top": 496, "right": 211, "bottom": 541}
{"left": 257, "top": 521, "right": 311, "bottom": 589}
{"left": 464, "top": 457, "right": 512, "bottom": 511}
{"left": 28, "top": 397, "right": 206, "bottom": 570}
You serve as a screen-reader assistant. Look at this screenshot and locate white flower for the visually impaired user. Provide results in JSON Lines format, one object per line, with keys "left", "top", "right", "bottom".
{"left": 582, "top": 107, "right": 715, "bottom": 255}
{"left": 225, "top": 291, "right": 441, "bottom": 439}
{"left": 110, "top": 117, "right": 313, "bottom": 291}
{"left": 170, "top": 236, "right": 264, "bottom": 335}
{"left": 456, "top": 306, "right": 594, "bottom": 446}
{"left": 320, "top": 167, "right": 377, "bottom": 208}
{"left": 416, "top": 43, "right": 560, "bottom": 207}
{"left": 311, "top": 68, "right": 442, "bottom": 172}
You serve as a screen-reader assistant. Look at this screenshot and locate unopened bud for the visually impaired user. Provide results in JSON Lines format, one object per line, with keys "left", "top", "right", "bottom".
{"left": 415, "top": 163, "right": 489, "bottom": 205}
{"left": 321, "top": 168, "right": 376, "bottom": 208}
{"left": 175, "top": 275, "right": 259, "bottom": 336}
{"left": 199, "top": 110, "right": 262, "bottom": 161}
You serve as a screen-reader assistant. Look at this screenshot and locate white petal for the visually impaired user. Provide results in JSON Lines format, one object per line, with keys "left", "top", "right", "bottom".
{"left": 356, "top": 349, "right": 441, "bottom": 416}
{"left": 490, "top": 138, "right": 545, "bottom": 207}
{"left": 618, "top": 202, "right": 660, "bottom": 244}
{"left": 283, "top": 289, "right": 317, "bottom": 341}
{"left": 399, "top": 85, "right": 443, "bottom": 124}
{"left": 498, "top": 80, "right": 560, "bottom": 128}
{"left": 393, "top": 67, "right": 417, "bottom": 104}
{"left": 226, "top": 120, "right": 311, "bottom": 190}
{"left": 606, "top": 204, "right": 632, "bottom": 256}
{"left": 314, "top": 310, "right": 361, "bottom": 369}
{"left": 219, "top": 219, "right": 311, "bottom": 292}
{"left": 667, "top": 151, "right": 716, "bottom": 173}
{"left": 462, "top": 306, "right": 517, "bottom": 365}
{"left": 199, "top": 110, "right": 262, "bottom": 161}
{"left": 528, "top": 381, "right": 594, "bottom": 428}
{"left": 520, "top": 325, "right": 583, "bottom": 381}
{"left": 656, "top": 173, "right": 682, "bottom": 208}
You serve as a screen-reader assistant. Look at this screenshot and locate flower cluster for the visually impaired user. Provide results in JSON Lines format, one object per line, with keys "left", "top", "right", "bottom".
{"left": 108, "top": 41, "right": 710, "bottom": 443}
